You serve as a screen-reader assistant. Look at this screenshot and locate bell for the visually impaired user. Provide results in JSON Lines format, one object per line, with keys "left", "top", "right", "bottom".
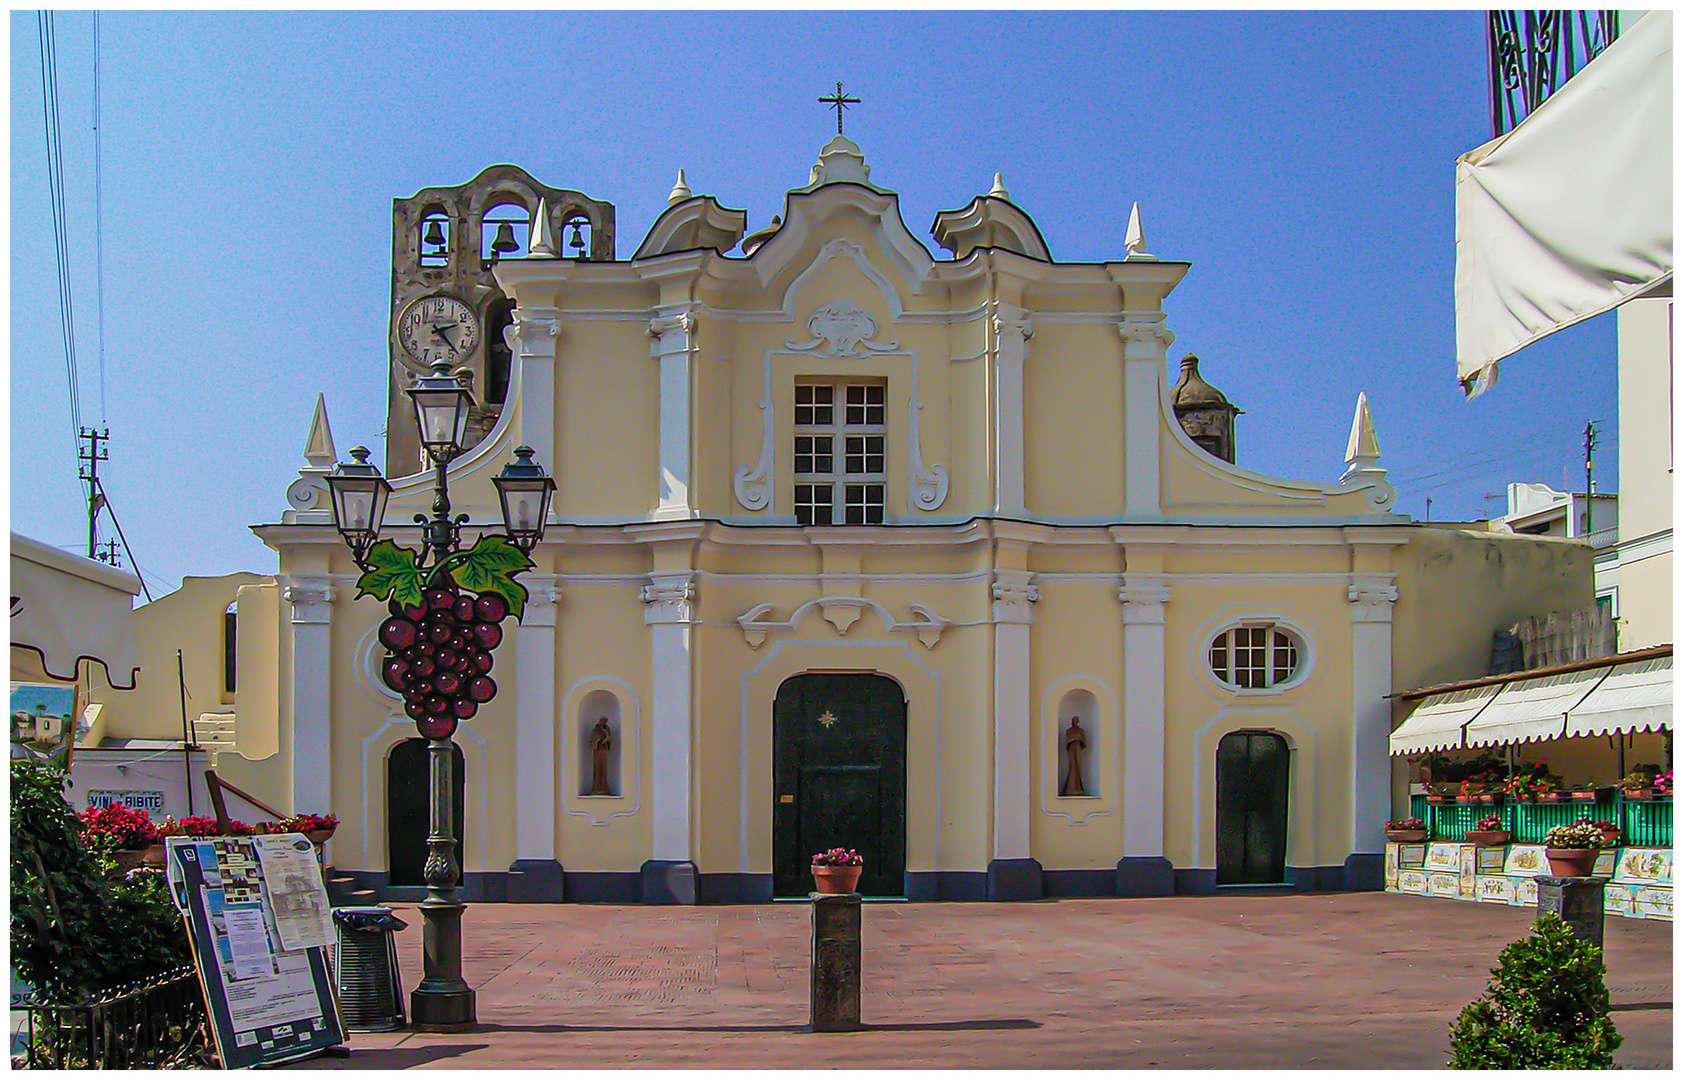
{"left": 568, "top": 222, "right": 586, "bottom": 254}
{"left": 422, "top": 219, "right": 446, "bottom": 251}
{"left": 490, "top": 221, "right": 520, "bottom": 256}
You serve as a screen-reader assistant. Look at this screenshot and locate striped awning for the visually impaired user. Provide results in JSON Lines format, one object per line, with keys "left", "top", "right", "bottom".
{"left": 1563, "top": 655, "right": 1672, "bottom": 738}
{"left": 1389, "top": 684, "right": 1502, "bottom": 755}
{"left": 1462, "top": 667, "right": 1610, "bottom": 748}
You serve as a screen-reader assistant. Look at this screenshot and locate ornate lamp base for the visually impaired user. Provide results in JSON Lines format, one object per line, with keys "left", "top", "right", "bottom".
{"left": 410, "top": 898, "right": 477, "bottom": 1031}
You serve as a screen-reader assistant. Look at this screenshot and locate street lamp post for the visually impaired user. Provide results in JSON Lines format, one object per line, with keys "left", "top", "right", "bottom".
{"left": 326, "top": 357, "right": 554, "bottom": 1032}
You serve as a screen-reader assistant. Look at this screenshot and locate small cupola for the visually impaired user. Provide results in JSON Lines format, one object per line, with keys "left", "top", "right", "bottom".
{"left": 1170, "top": 353, "right": 1242, "bottom": 463}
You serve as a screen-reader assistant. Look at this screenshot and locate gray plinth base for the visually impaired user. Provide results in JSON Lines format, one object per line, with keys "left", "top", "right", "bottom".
{"left": 1536, "top": 875, "right": 1609, "bottom": 948}
{"left": 506, "top": 859, "right": 565, "bottom": 903}
{"left": 810, "top": 893, "right": 862, "bottom": 1032}
{"left": 1343, "top": 852, "right": 1383, "bottom": 891}
{"left": 986, "top": 858, "right": 1043, "bottom": 901}
{"left": 640, "top": 859, "right": 698, "bottom": 905}
{"left": 1116, "top": 856, "right": 1175, "bottom": 897}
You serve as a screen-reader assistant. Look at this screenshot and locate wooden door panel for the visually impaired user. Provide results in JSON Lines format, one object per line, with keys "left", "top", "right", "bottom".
{"left": 1215, "top": 731, "right": 1289, "bottom": 886}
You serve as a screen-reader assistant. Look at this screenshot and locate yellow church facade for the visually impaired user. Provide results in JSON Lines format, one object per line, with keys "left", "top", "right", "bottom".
{"left": 241, "top": 137, "right": 1590, "bottom": 903}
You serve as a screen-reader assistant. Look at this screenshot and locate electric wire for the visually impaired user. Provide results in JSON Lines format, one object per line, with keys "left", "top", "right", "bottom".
{"left": 39, "top": 11, "right": 83, "bottom": 456}
{"left": 92, "top": 10, "right": 107, "bottom": 424}
{"left": 95, "top": 480, "right": 155, "bottom": 602}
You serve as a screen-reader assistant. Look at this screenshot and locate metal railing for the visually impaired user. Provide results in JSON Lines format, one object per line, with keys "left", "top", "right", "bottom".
{"left": 12, "top": 965, "right": 209, "bottom": 1069}
{"left": 1418, "top": 794, "right": 1671, "bottom": 847}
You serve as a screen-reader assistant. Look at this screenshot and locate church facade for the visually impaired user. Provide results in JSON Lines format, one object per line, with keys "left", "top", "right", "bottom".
{"left": 247, "top": 136, "right": 1591, "bottom": 903}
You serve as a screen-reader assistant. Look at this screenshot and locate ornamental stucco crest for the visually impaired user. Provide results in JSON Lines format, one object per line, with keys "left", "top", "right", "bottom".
{"left": 786, "top": 300, "right": 897, "bottom": 357}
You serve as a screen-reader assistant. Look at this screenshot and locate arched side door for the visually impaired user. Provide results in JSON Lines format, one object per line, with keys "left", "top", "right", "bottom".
{"left": 772, "top": 673, "right": 907, "bottom": 898}
{"left": 1215, "top": 730, "right": 1290, "bottom": 886}
{"left": 387, "top": 738, "right": 465, "bottom": 887}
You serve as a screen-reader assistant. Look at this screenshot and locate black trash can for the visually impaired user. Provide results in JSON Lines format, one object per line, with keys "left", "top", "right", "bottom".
{"left": 331, "top": 906, "right": 407, "bottom": 1032}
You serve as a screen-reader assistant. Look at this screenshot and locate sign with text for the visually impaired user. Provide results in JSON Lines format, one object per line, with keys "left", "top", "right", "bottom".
{"left": 86, "top": 789, "right": 166, "bottom": 812}
{"left": 166, "top": 836, "right": 344, "bottom": 1067}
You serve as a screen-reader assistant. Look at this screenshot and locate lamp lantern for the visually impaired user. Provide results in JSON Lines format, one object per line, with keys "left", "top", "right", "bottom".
{"left": 493, "top": 446, "right": 556, "bottom": 552}
{"left": 408, "top": 357, "right": 476, "bottom": 460}
{"left": 325, "top": 446, "right": 391, "bottom": 561}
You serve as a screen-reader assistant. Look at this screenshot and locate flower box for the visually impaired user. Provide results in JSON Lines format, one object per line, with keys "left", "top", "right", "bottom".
{"left": 1385, "top": 829, "right": 1428, "bottom": 843}
{"left": 1425, "top": 794, "right": 1450, "bottom": 804}
{"left": 1536, "top": 792, "right": 1562, "bottom": 803}
{"left": 1455, "top": 795, "right": 1479, "bottom": 805}
{"left": 1463, "top": 830, "right": 1512, "bottom": 846}
{"left": 1623, "top": 787, "right": 1654, "bottom": 801}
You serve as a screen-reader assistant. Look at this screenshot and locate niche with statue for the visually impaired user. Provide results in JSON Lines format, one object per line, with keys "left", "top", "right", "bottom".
{"left": 1058, "top": 689, "right": 1098, "bottom": 797}
{"left": 578, "top": 689, "right": 622, "bottom": 797}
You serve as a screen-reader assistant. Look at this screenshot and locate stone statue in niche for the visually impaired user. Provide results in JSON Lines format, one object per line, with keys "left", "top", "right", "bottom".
{"left": 1060, "top": 717, "right": 1088, "bottom": 796}
{"left": 589, "top": 718, "right": 613, "bottom": 796}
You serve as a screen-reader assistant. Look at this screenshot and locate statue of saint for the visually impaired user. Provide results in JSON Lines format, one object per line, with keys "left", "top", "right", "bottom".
{"left": 589, "top": 718, "right": 613, "bottom": 796}
{"left": 1061, "top": 716, "right": 1088, "bottom": 796}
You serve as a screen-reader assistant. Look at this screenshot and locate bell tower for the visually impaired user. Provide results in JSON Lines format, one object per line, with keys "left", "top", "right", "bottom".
{"left": 1169, "top": 353, "right": 1242, "bottom": 463}
{"left": 387, "top": 165, "right": 615, "bottom": 474}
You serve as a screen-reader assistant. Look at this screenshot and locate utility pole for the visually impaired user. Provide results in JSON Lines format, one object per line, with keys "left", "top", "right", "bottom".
{"left": 97, "top": 538, "right": 120, "bottom": 567}
{"left": 77, "top": 427, "right": 110, "bottom": 559}
{"left": 1583, "top": 420, "right": 1597, "bottom": 537}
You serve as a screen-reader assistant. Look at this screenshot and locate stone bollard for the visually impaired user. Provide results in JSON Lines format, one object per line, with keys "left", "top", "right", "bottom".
{"left": 810, "top": 893, "right": 862, "bottom": 1032}
{"left": 1535, "top": 875, "right": 1608, "bottom": 948}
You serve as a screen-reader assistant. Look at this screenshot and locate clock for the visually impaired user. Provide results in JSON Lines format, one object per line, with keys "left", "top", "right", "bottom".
{"left": 397, "top": 295, "right": 481, "bottom": 366}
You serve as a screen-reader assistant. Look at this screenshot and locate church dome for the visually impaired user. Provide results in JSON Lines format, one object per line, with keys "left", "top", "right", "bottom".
{"left": 1170, "top": 354, "right": 1233, "bottom": 409}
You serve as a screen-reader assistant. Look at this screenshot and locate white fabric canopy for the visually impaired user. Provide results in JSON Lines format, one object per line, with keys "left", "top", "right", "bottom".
{"left": 1462, "top": 666, "right": 1610, "bottom": 748}
{"left": 1389, "top": 684, "right": 1502, "bottom": 755}
{"left": 1564, "top": 655, "right": 1673, "bottom": 737}
{"left": 1454, "top": 9, "right": 1673, "bottom": 393}
{"left": 9, "top": 533, "right": 141, "bottom": 689}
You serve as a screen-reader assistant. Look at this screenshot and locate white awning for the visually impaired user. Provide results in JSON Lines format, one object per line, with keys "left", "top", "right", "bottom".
{"left": 1462, "top": 667, "right": 1611, "bottom": 749}
{"left": 1564, "top": 655, "right": 1672, "bottom": 737}
{"left": 9, "top": 533, "right": 141, "bottom": 689}
{"left": 1454, "top": 9, "right": 1673, "bottom": 393}
{"left": 1389, "top": 684, "right": 1502, "bottom": 755}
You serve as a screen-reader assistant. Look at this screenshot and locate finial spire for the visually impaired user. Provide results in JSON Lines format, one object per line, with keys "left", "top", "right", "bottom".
{"left": 1124, "top": 202, "right": 1156, "bottom": 261}
{"left": 989, "top": 172, "right": 1010, "bottom": 200}
{"left": 819, "top": 80, "right": 861, "bottom": 135}
{"left": 668, "top": 168, "right": 692, "bottom": 205}
{"left": 303, "top": 392, "right": 336, "bottom": 468}
{"left": 528, "top": 198, "right": 557, "bottom": 256}
{"left": 1341, "top": 392, "right": 1385, "bottom": 482}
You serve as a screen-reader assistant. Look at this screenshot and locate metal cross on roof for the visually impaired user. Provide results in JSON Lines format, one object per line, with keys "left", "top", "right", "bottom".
{"left": 819, "top": 81, "right": 860, "bottom": 135}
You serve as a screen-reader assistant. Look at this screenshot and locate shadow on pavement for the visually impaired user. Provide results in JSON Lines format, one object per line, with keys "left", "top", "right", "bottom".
{"left": 865, "top": 1019, "right": 1040, "bottom": 1032}
{"left": 469, "top": 1018, "right": 1040, "bottom": 1035}
{"left": 1608, "top": 1000, "right": 1672, "bottom": 1011}
{"left": 289, "top": 1044, "right": 490, "bottom": 1068}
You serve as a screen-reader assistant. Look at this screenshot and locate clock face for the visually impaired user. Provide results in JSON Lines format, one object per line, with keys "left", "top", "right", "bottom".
{"left": 398, "top": 295, "right": 481, "bottom": 365}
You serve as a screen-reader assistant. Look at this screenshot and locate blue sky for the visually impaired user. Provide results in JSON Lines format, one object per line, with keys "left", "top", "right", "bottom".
{"left": 11, "top": 10, "right": 1619, "bottom": 599}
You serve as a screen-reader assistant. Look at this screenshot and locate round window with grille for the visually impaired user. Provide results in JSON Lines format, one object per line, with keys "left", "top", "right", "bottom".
{"left": 1207, "top": 623, "right": 1307, "bottom": 691}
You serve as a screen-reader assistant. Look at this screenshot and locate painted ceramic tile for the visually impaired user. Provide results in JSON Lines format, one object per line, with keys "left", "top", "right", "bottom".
{"left": 1397, "top": 843, "right": 1427, "bottom": 868}
{"left": 1384, "top": 856, "right": 1397, "bottom": 887}
{"left": 1503, "top": 845, "right": 1547, "bottom": 877}
{"left": 1397, "top": 869, "right": 1428, "bottom": 895}
{"left": 1429, "top": 872, "right": 1460, "bottom": 897}
{"left": 1593, "top": 848, "right": 1618, "bottom": 875}
{"left": 1634, "top": 887, "right": 1672, "bottom": 920}
{"left": 1616, "top": 848, "right": 1672, "bottom": 885}
{"left": 1476, "top": 847, "right": 1507, "bottom": 873}
{"left": 1385, "top": 844, "right": 1398, "bottom": 872}
{"left": 1476, "top": 875, "right": 1514, "bottom": 904}
{"left": 1514, "top": 877, "right": 1539, "bottom": 905}
{"left": 1425, "top": 843, "right": 1462, "bottom": 871}
{"left": 1603, "top": 885, "right": 1635, "bottom": 916}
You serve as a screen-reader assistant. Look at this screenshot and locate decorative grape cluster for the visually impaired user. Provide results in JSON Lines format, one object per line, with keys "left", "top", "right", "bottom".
{"left": 378, "top": 576, "right": 509, "bottom": 739}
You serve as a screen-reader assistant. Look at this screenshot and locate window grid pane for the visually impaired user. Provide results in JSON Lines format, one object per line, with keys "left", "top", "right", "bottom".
{"left": 1210, "top": 625, "right": 1301, "bottom": 689}
{"left": 796, "top": 380, "right": 885, "bottom": 525}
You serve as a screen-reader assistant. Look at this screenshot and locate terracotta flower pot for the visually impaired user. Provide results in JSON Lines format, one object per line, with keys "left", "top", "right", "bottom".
{"left": 1425, "top": 795, "right": 1449, "bottom": 804}
{"left": 1623, "top": 787, "right": 1652, "bottom": 801}
{"left": 1537, "top": 792, "right": 1562, "bottom": 803}
{"left": 811, "top": 864, "right": 863, "bottom": 894}
{"left": 1570, "top": 790, "right": 1598, "bottom": 803}
{"left": 1544, "top": 847, "right": 1600, "bottom": 877}
{"left": 1384, "top": 830, "right": 1427, "bottom": 843}
{"left": 1463, "top": 830, "right": 1512, "bottom": 846}
{"left": 306, "top": 827, "right": 335, "bottom": 845}
{"left": 141, "top": 843, "right": 169, "bottom": 868}
{"left": 1597, "top": 829, "right": 1622, "bottom": 848}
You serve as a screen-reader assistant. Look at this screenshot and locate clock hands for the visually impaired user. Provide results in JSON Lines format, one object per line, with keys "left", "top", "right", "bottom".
{"left": 431, "top": 323, "right": 458, "bottom": 351}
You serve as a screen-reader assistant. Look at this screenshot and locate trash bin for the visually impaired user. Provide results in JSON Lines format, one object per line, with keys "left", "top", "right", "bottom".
{"left": 331, "top": 906, "right": 407, "bottom": 1032}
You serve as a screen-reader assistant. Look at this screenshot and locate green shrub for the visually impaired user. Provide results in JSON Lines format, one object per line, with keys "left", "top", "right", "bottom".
{"left": 1448, "top": 912, "right": 1622, "bottom": 1068}
{"left": 10, "top": 760, "right": 191, "bottom": 1003}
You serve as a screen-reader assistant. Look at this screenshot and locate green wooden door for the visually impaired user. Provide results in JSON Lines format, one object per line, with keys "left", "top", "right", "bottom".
{"left": 773, "top": 673, "right": 907, "bottom": 897}
{"left": 387, "top": 738, "right": 465, "bottom": 887}
{"left": 1215, "top": 730, "right": 1290, "bottom": 885}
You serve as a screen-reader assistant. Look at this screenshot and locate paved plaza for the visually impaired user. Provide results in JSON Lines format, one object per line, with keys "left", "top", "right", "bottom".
{"left": 305, "top": 892, "right": 1672, "bottom": 1070}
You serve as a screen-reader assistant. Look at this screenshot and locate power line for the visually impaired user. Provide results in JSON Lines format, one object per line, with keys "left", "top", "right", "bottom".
{"left": 95, "top": 480, "right": 154, "bottom": 602}
{"left": 39, "top": 11, "right": 83, "bottom": 459}
{"left": 92, "top": 10, "right": 107, "bottom": 424}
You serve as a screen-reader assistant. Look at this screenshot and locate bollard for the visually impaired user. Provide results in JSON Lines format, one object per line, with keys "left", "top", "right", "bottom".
{"left": 1535, "top": 875, "right": 1608, "bottom": 948}
{"left": 810, "top": 893, "right": 862, "bottom": 1032}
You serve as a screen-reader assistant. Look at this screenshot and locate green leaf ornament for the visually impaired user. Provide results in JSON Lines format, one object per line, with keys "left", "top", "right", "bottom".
{"left": 353, "top": 539, "right": 426, "bottom": 610}
{"left": 447, "top": 534, "right": 535, "bottom": 621}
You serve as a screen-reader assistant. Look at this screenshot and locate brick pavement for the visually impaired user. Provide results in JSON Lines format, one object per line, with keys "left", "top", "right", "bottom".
{"left": 299, "top": 892, "right": 1671, "bottom": 1069}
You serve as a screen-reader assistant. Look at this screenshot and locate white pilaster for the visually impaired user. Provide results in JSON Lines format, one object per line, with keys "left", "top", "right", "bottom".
{"left": 1349, "top": 575, "right": 1398, "bottom": 853}
{"left": 991, "top": 305, "right": 1032, "bottom": 516}
{"left": 514, "top": 577, "right": 562, "bottom": 862}
{"left": 512, "top": 306, "right": 560, "bottom": 472}
{"left": 642, "top": 573, "right": 695, "bottom": 861}
{"left": 648, "top": 309, "right": 697, "bottom": 520}
{"left": 991, "top": 569, "right": 1039, "bottom": 861}
{"left": 283, "top": 578, "right": 335, "bottom": 815}
{"left": 1119, "top": 574, "right": 1171, "bottom": 858}
{"left": 1119, "top": 314, "right": 1175, "bottom": 515}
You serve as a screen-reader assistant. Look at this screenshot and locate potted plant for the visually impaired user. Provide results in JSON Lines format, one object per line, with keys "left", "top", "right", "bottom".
{"left": 1464, "top": 812, "right": 1512, "bottom": 846}
{"left": 1579, "top": 816, "right": 1621, "bottom": 848}
{"left": 810, "top": 847, "right": 864, "bottom": 894}
{"left": 77, "top": 803, "right": 163, "bottom": 877}
{"left": 1425, "top": 782, "right": 1458, "bottom": 805}
{"left": 1533, "top": 778, "right": 1562, "bottom": 803}
{"left": 1656, "top": 768, "right": 1673, "bottom": 799}
{"left": 1456, "top": 778, "right": 1483, "bottom": 805}
{"left": 1384, "top": 817, "right": 1428, "bottom": 843}
{"left": 1542, "top": 821, "right": 1603, "bottom": 877}
{"left": 278, "top": 812, "right": 339, "bottom": 845}
{"left": 1569, "top": 782, "right": 1601, "bottom": 803}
